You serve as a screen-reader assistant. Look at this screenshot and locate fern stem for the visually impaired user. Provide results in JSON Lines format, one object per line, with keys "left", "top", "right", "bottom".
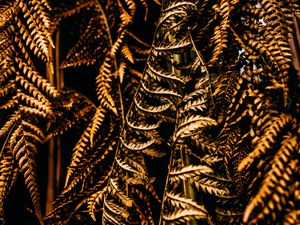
{"left": 46, "top": 42, "right": 55, "bottom": 214}
{"left": 54, "top": 30, "right": 64, "bottom": 193}
{"left": 46, "top": 137, "right": 55, "bottom": 214}
{"left": 118, "top": 82, "right": 125, "bottom": 126}
{"left": 55, "top": 30, "right": 64, "bottom": 91}
{"left": 188, "top": 30, "right": 214, "bottom": 106}
{"left": 45, "top": 30, "right": 64, "bottom": 214}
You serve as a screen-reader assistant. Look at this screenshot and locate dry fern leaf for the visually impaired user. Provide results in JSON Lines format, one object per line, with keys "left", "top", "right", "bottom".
{"left": 9, "top": 120, "right": 45, "bottom": 224}
{"left": 96, "top": 55, "right": 118, "bottom": 115}
{"left": 121, "top": 43, "right": 134, "bottom": 63}
{"left": 146, "top": 63, "right": 185, "bottom": 83}
{"left": 90, "top": 106, "right": 106, "bottom": 146}
{"left": 103, "top": 197, "right": 130, "bottom": 220}
{"left": 116, "top": 156, "right": 140, "bottom": 174}
{"left": 60, "top": 11, "right": 108, "bottom": 68}
{"left": 243, "top": 134, "right": 298, "bottom": 223}
{"left": 172, "top": 115, "right": 217, "bottom": 142}
{"left": 0, "top": 0, "right": 59, "bottom": 223}
{"left": 13, "top": 0, "right": 53, "bottom": 65}
{"left": 65, "top": 123, "right": 92, "bottom": 186}
{"left": 107, "top": 178, "right": 133, "bottom": 207}
{"left": 88, "top": 186, "right": 108, "bottom": 221}
{"left": 209, "top": 0, "right": 234, "bottom": 64}
{"left": 289, "top": 13, "right": 300, "bottom": 78}
{"left": 166, "top": 192, "right": 207, "bottom": 212}
{"left": 141, "top": 80, "right": 182, "bottom": 98}
{"left": 102, "top": 1, "right": 189, "bottom": 224}
{"left": 126, "top": 113, "right": 161, "bottom": 131}
{"left": 214, "top": 207, "right": 244, "bottom": 223}
{"left": 163, "top": 209, "right": 207, "bottom": 224}
{"left": 245, "top": 159, "right": 298, "bottom": 224}
{"left": 283, "top": 209, "right": 300, "bottom": 225}
{"left": 192, "top": 176, "right": 230, "bottom": 197}
{"left": 169, "top": 165, "right": 213, "bottom": 182}
{"left": 0, "top": 112, "right": 20, "bottom": 139}
{"left": 45, "top": 89, "right": 96, "bottom": 140}
{"left": 134, "top": 94, "right": 172, "bottom": 114}
{"left": 238, "top": 113, "right": 293, "bottom": 172}
{"left": 120, "top": 137, "right": 156, "bottom": 152}
{"left": 0, "top": 150, "right": 18, "bottom": 218}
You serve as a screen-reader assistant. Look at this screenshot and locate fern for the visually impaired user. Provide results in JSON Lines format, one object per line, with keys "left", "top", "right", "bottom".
{"left": 45, "top": 0, "right": 161, "bottom": 223}
{"left": 0, "top": 0, "right": 59, "bottom": 223}
{"left": 0, "top": 149, "right": 18, "bottom": 219}
{"left": 1, "top": 0, "right": 300, "bottom": 224}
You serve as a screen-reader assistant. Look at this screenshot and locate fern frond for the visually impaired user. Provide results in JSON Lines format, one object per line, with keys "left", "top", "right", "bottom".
{"left": 245, "top": 159, "right": 298, "bottom": 224}
{"left": 283, "top": 210, "right": 300, "bottom": 225}
{"left": 15, "top": 75, "right": 52, "bottom": 105}
{"left": 96, "top": 55, "right": 118, "bottom": 115}
{"left": 238, "top": 113, "right": 293, "bottom": 171}
{"left": 143, "top": 148, "right": 166, "bottom": 158}
{"left": 134, "top": 94, "right": 172, "bottom": 114}
{"left": 172, "top": 115, "right": 217, "bottom": 142}
{"left": 102, "top": 209, "right": 123, "bottom": 224}
{"left": 192, "top": 176, "right": 230, "bottom": 197}
{"left": 19, "top": 105, "right": 48, "bottom": 118}
{"left": 0, "top": 112, "right": 20, "bottom": 139}
{"left": 154, "top": 35, "right": 191, "bottom": 52}
{"left": 116, "top": 157, "right": 139, "bottom": 174}
{"left": 147, "top": 63, "right": 185, "bottom": 83}
{"left": 243, "top": 134, "right": 298, "bottom": 223}
{"left": 16, "top": 58, "right": 59, "bottom": 98}
{"left": 122, "top": 43, "right": 134, "bottom": 63}
{"left": 117, "top": 61, "right": 127, "bottom": 83}
{"left": 108, "top": 178, "right": 133, "bottom": 207}
{"left": 126, "top": 114, "right": 161, "bottom": 131}
{"left": 104, "top": 197, "right": 130, "bottom": 219}
{"left": 18, "top": 0, "right": 53, "bottom": 55}
{"left": 169, "top": 165, "right": 213, "bottom": 181}
{"left": 90, "top": 106, "right": 106, "bottom": 146}
{"left": 118, "top": 0, "right": 135, "bottom": 27}
{"left": 60, "top": 13, "right": 108, "bottom": 68}
{"left": 0, "top": 0, "right": 64, "bottom": 223}
{"left": 88, "top": 186, "right": 108, "bottom": 221}
{"left": 120, "top": 137, "right": 156, "bottom": 151}
{"left": 0, "top": 81, "right": 15, "bottom": 97}
{"left": 17, "top": 92, "right": 53, "bottom": 117}
{"left": 9, "top": 120, "right": 45, "bottom": 224}
{"left": 163, "top": 209, "right": 207, "bottom": 223}
{"left": 66, "top": 123, "right": 92, "bottom": 186}
{"left": 45, "top": 89, "right": 96, "bottom": 140}
{"left": 0, "top": 150, "right": 18, "bottom": 217}
{"left": 210, "top": 0, "right": 234, "bottom": 64}
{"left": 215, "top": 207, "right": 243, "bottom": 223}
{"left": 0, "top": 98, "right": 17, "bottom": 111}
{"left": 141, "top": 80, "right": 182, "bottom": 98}
{"left": 166, "top": 192, "right": 207, "bottom": 212}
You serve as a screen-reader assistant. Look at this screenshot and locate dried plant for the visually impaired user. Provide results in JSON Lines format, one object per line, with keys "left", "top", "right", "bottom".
{"left": 0, "top": 0, "right": 300, "bottom": 224}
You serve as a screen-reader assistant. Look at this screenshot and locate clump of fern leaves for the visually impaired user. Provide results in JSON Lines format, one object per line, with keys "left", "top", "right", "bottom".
{"left": 102, "top": 0, "right": 300, "bottom": 224}
{"left": 44, "top": 0, "right": 161, "bottom": 224}
{"left": 0, "top": 0, "right": 98, "bottom": 224}
{"left": 0, "top": 1, "right": 57, "bottom": 223}
{"left": 158, "top": 0, "right": 300, "bottom": 224}
{"left": 1, "top": 0, "right": 300, "bottom": 224}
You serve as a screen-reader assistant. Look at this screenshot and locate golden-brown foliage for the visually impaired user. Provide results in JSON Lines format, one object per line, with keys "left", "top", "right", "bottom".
{"left": 1, "top": 0, "right": 300, "bottom": 224}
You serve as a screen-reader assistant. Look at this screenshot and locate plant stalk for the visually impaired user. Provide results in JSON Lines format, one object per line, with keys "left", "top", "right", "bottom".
{"left": 45, "top": 30, "right": 64, "bottom": 214}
